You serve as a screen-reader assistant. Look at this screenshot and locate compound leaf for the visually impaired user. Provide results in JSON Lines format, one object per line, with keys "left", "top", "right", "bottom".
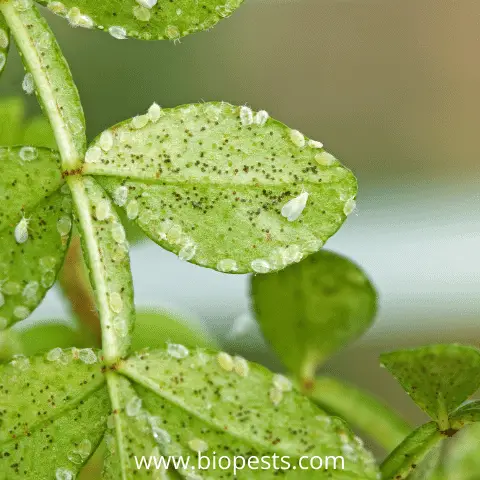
{"left": 251, "top": 250, "right": 376, "bottom": 381}
{"left": 115, "top": 347, "right": 379, "bottom": 479}
{"left": 0, "top": 13, "right": 9, "bottom": 77}
{"left": 0, "top": 348, "right": 109, "bottom": 479}
{"left": 380, "top": 344, "right": 480, "bottom": 424}
{"left": 38, "top": 0, "right": 243, "bottom": 41}
{"left": 84, "top": 102, "right": 357, "bottom": 274}
{"left": 0, "top": 147, "right": 73, "bottom": 329}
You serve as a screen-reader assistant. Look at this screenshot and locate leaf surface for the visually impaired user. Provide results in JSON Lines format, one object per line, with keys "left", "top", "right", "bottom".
{"left": 115, "top": 347, "right": 378, "bottom": 479}
{"left": 85, "top": 102, "right": 357, "bottom": 274}
{"left": 38, "top": 0, "right": 243, "bottom": 41}
{"left": 251, "top": 250, "right": 376, "bottom": 379}
{"left": 0, "top": 147, "right": 72, "bottom": 328}
{"left": 0, "top": 13, "right": 9, "bottom": 77}
{"left": 380, "top": 344, "right": 480, "bottom": 423}
{"left": 445, "top": 423, "right": 480, "bottom": 480}
{"left": 0, "top": 348, "right": 108, "bottom": 479}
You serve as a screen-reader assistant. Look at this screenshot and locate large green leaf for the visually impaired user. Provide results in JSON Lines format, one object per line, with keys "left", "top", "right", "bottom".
{"left": 0, "top": 348, "right": 109, "bottom": 479}
{"left": 69, "top": 176, "right": 134, "bottom": 360}
{"left": 84, "top": 102, "right": 357, "bottom": 274}
{"left": 380, "top": 344, "right": 480, "bottom": 424}
{"left": 39, "top": 0, "right": 243, "bottom": 41}
{"left": 0, "top": 14, "right": 9, "bottom": 77}
{"left": 251, "top": 250, "right": 376, "bottom": 380}
{"left": 0, "top": 97, "right": 55, "bottom": 148}
{"left": 0, "top": 147, "right": 72, "bottom": 329}
{"left": 445, "top": 423, "right": 480, "bottom": 480}
{"left": 115, "top": 347, "right": 378, "bottom": 479}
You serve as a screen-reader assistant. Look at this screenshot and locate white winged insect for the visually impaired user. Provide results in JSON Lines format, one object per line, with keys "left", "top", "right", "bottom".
{"left": 281, "top": 189, "right": 309, "bottom": 222}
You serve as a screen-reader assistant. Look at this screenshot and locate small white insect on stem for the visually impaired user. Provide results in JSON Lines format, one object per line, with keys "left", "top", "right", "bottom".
{"left": 281, "top": 188, "right": 309, "bottom": 222}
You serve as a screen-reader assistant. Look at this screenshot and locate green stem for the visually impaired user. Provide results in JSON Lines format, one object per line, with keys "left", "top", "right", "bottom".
{"left": 68, "top": 176, "right": 123, "bottom": 363}
{"left": 0, "top": 1, "right": 85, "bottom": 169}
{"left": 310, "top": 376, "right": 412, "bottom": 451}
{"left": 381, "top": 422, "right": 443, "bottom": 480}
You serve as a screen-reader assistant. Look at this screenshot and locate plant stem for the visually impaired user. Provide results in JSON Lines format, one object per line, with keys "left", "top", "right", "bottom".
{"left": 59, "top": 235, "right": 102, "bottom": 345}
{"left": 67, "top": 176, "right": 122, "bottom": 363}
{"left": 0, "top": 1, "right": 85, "bottom": 169}
{"left": 310, "top": 376, "right": 412, "bottom": 452}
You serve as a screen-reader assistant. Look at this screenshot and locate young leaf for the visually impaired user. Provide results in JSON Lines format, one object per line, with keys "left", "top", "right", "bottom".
{"left": 310, "top": 376, "right": 411, "bottom": 451}
{"left": 84, "top": 102, "right": 357, "bottom": 274}
{"left": 0, "top": 2, "right": 86, "bottom": 168}
{"left": 0, "top": 348, "right": 109, "bottom": 479}
{"left": 0, "top": 147, "right": 73, "bottom": 329}
{"left": 380, "top": 344, "right": 480, "bottom": 426}
{"left": 38, "top": 0, "right": 243, "bottom": 41}
{"left": 68, "top": 176, "right": 134, "bottom": 361}
{"left": 251, "top": 250, "right": 376, "bottom": 381}
{"left": 0, "top": 97, "right": 55, "bottom": 148}
{"left": 117, "top": 347, "right": 379, "bottom": 479}
{"left": 0, "top": 13, "right": 9, "bottom": 76}
{"left": 132, "top": 309, "right": 217, "bottom": 351}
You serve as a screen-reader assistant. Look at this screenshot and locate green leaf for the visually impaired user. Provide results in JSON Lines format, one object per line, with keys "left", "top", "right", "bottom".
{"left": 1, "top": 2, "right": 86, "bottom": 166}
{"left": 38, "top": 0, "right": 244, "bottom": 41}
{"left": 69, "top": 176, "right": 134, "bottom": 360}
{"left": 0, "top": 97, "right": 55, "bottom": 148}
{"left": 0, "top": 348, "right": 109, "bottom": 479}
{"left": 310, "top": 376, "right": 411, "bottom": 451}
{"left": 445, "top": 423, "right": 480, "bottom": 480}
{"left": 84, "top": 102, "right": 357, "bottom": 274}
{"left": 132, "top": 309, "right": 217, "bottom": 351}
{"left": 0, "top": 13, "right": 10, "bottom": 77}
{"left": 115, "top": 347, "right": 379, "bottom": 479}
{"left": 380, "top": 344, "right": 480, "bottom": 425}
{"left": 449, "top": 401, "right": 480, "bottom": 429}
{"left": 0, "top": 146, "right": 73, "bottom": 329}
{"left": 251, "top": 250, "right": 376, "bottom": 380}
{"left": 381, "top": 422, "right": 443, "bottom": 480}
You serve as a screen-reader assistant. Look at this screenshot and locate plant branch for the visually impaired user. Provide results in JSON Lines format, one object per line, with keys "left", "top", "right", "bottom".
{"left": 309, "top": 376, "right": 412, "bottom": 452}
{"left": 59, "top": 235, "right": 102, "bottom": 345}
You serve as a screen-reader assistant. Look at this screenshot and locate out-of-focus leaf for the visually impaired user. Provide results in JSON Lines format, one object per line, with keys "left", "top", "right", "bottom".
{"left": 380, "top": 345, "right": 480, "bottom": 424}
{"left": 0, "top": 13, "right": 10, "bottom": 77}
{"left": 69, "top": 176, "right": 134, "bottom": 360}
{"left": 0, "top": 97, "right": 56, "bottom": 148}
{"left": 114, "top": 347, "right": 379, "bottom": 479}
{"left": 0, "top": 147, "right": 72, "bottom": 328}
{"left": 445, "top": 423, "right": 480, "bottom": 480}
{"left": 251, "top": 250, "right": 376, "bottom": 381}
{"left": 39, "top": 0, "right": 243, "bottom": 41}
{"left": 0, "top": 348, "right": 108, "bottom": 479}
{"left": 132, "top": 309, "right": 217, "bottom": 351}
{"left": 85, "top": 102, "right": 357, "bottom": 274}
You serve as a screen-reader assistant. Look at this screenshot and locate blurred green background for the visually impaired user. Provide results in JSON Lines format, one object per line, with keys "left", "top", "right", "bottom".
{"left": 2, "top": 0, "right": 480, "bottom": 430}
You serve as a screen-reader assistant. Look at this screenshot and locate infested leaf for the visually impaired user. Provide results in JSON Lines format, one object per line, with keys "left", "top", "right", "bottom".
{"left": 38, "top": 0, "right": 243, "bottom": 41}
{"left": 69, "top": 176, "right": 134, "bottom": 360}
{"left": 1, "top": 2, "right": 86, "bottom": 160}
{"left": 0, "top": 348, "right": 109, "bottom": 479}
{"left": 84, "top": 102, "right": 357, "bottom": 274}
{"left": 251, "top": 250, "right": 377, "bottom": 381}
{"left": 0, "top": 13, "right": 10, "bottom": 77}
{"left": 380, "top": 344, "right": 480, "bottom": 423}
{"left": 114, "top": 347, "right": 379, "bottom": 479}
{"left": 445, "top": 423, "right": 480, "bottom": 480}
{"left": 0, "top": 147, "right": 73, "bottom": 329}
{"left": 132, "top": 309, "right": 217, "bottom": 351}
